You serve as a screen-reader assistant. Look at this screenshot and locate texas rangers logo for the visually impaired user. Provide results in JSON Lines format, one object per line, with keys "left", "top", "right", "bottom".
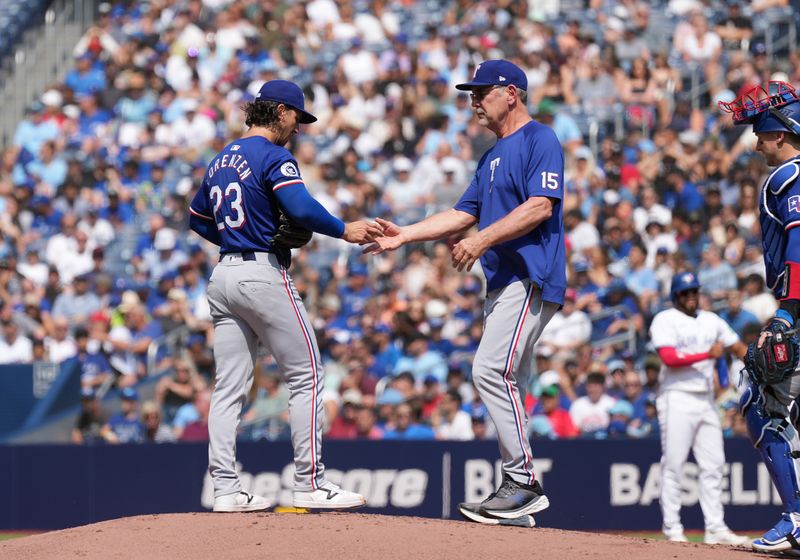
{"left": 490, "top": 157, "right": 501, "bottom": 182}
{"left": 789, "top": 195, "right": 800, "bottom": 214}
{"left": 280, "top": 162, "right": 299, "bottom": 177}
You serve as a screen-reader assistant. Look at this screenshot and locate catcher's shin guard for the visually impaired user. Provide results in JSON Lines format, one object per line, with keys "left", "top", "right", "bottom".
{"left": 741, "top": 384, "right": 800, "bottom": 511}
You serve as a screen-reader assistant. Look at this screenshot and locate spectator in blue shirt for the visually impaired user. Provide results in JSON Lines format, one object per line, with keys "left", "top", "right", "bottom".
{"left": 601, "top": 217, "right": 633, "bottom": 265}
{"left": 115, "top": 73, "right": 156, "bottom": 124}
{"left": 141, "top": 228, "right": 188, "bottom": 282}
{"left": 29, "top": 195, "right": 65, "bottom": 240}
{"left": 27, "top": 141, "right": 68, "bottom": 190}
{"left": 393, "top": 334, "right": 448, "bottom": 384}
{"left": 76, "top": 93, "right": 112, "bottom": 139}
{"left": 383, "top": 401, "right": 435, "bottom": 440}
{"left": 443, "top": 92, "right": 473, "bottom": 137}
{"left": 666, "top": 168, "right": 703, "bottom": 214}
{"left": 592, "top": 279, "right": 644, "bottom": 342}
{"left": 237, "top": 36, "right": 272, "bottom": 81}
{"left": 52, "top": 274, "right": 102, "bottom": 328}
{"left": 426, "top": 316, "right": 455, "bottom": 357}
{"left": 622, "top": 370, "right": 652, "bottom": 421}
{"left": 65, "top": 54, "right": 106, "bottom": 96}
{"left": 573, "top": 260, "right": 600, "bottom": 299}
{"left": 75, "top": 327, "right": 113, "bottom": 390}
{"left": 105, "top": 387, "right": 144, "bottom": 443}
{"left": 624, "top": 242, "right": 660, "bottom": 310}
{"left": 719, "top": 289, "right": 760, "bottom": 337}
{"left": 337, "top": 263, "right": 373, "bottom": 318}
{"left": 13, "top": 103, "right": 59, "bottom": 156}
{"left": 127, "top": 303, "right": 165, "bottom": 376}
{"left": 536, "top": 98, "right": 583, "bottom": 152}
{"left": 98, "top": 189, "right": 136, "bottom": 226}
{"left": 369, "top": 323, "right": 401, "bottom": 379}
{"left": 698, "top": 244, "right": 737, "bottom": 302}
{"left": 678, "top": 212, "right": 711, "bottom": 267}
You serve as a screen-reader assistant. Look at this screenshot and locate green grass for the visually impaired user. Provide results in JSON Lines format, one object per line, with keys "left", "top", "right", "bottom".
{"left": 0, "top": 533, "right": 35, "bottom": 541}
{"left": 619, "top": 531, "right": 754, "bottom": 543}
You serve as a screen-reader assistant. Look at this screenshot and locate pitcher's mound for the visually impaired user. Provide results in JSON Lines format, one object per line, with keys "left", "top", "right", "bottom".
{"left": 0, "top": 513, "right": 761, "bottom": 560}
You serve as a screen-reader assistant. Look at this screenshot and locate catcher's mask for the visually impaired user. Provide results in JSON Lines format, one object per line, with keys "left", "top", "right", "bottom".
{"left": 718, "top": 80, "right": 800, "bottom": 135}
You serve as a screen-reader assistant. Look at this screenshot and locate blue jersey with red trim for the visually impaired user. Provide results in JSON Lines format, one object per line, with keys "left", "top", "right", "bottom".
{"left": 454, "top": 120, "right": 566, "bottom": 304}
{"left": 189, "top": 136, "right": 303, "bottom": 257}
{"left": 759, "top": 156, "right": 800, "bottom": 297}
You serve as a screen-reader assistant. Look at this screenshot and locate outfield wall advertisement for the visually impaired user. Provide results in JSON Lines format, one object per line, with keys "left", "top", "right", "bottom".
{"left": 0, "top": 438, "right": 778, "bottom": 530}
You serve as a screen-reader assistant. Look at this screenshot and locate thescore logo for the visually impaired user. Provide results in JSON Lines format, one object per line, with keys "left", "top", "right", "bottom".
{"left": 201, "top": 463, "right": 428, "bottom": 509}
{"left": 611, "top": 462, "right": 781, "bottom": 506}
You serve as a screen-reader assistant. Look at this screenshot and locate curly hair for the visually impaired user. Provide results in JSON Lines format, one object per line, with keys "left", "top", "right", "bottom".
{"left": 242, "top": 99, "right": 282, "bottom": 129}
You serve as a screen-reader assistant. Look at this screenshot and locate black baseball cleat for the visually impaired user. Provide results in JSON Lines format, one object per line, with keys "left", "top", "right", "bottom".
{"left": 479, "top": 474, "right": 550, "bottom": 520}
{"left": 458, "top": 501, "right": 536, "bottom": 527}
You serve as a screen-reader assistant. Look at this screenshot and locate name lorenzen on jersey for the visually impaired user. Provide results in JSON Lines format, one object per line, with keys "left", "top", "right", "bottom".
{"left": 207, "top": 151, "right": 252, "bottom": 181}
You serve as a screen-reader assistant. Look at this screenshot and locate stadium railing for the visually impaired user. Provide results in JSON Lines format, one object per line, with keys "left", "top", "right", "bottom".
{"left": 588, "top": 305, "right": 638, "bottom": 356}
{"left": 0, "top": 0, "right": 97, "bottom": 148}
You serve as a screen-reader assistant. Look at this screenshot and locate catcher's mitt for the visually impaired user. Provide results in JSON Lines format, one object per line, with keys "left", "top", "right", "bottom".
{"left": 743, "top": 324, "right": 800, "bottom": 385}
{"left": 272, "top": 210, "right": 313, "bottom": 249}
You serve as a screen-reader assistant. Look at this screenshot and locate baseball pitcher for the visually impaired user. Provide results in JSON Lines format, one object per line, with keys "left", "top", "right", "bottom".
{"left": 189, "top": 80, "right": 382, "bottom": 512}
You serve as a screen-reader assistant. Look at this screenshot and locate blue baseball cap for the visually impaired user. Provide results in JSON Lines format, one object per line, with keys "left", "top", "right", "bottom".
{"left": 377, "top": 388, "right": 405, "bottom": 406}
{"left": 573, "top": 260, "right": 590, "bottom": 273}
{"left": 609, "top": 400, "right": 634, "bottom": 418}
{"left": 670, "top": 271, "right": 700, "bottom": 302}
{"left": 456, "top": 59, "right": 528, "bottom": 92}
{"left": 121, "top": 387, "right": 138, "bottom": 401}
{"left": 607, "top": 359, "right": 625, "bottom": 373}
{"left": 348, "top": 263, "right": 368, "bottom": 277}
{"left": 255, "top": 80, "right": 317, "bottom": 124}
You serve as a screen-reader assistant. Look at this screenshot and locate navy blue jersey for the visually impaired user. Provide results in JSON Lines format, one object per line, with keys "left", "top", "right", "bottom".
{"left": 454, "top": 121, "right": 566, "bottom": 304}
{"left": 759, "top": 156, "right": 800, "bottom": 296}
{"left": 189, "top": 136, "right": 303, "bottom": 256}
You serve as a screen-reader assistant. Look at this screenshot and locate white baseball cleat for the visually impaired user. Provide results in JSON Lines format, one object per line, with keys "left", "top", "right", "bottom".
{"left": 665, "top": 532, "right": 688, "bottom": 543}
{"left": 293, "top": 481, "right": 367, "bottom": 509}
{"left": 213, "top": 491, "right": 272, "bottom": 512}
{"left": 704, "top": 529, "right": 752, "bottom": 547}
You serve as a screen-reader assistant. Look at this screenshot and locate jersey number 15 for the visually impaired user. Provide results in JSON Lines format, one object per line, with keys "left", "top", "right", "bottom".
{"left": 541, "top": 172, "right": 559, "bottom": 190}
{"left": 210, "top": 182, "right": 245, "bottom": 230}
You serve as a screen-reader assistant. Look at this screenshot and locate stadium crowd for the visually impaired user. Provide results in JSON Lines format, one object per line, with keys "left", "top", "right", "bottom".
{"left": 0, "top": 0, "right": 798, "bottom": 444}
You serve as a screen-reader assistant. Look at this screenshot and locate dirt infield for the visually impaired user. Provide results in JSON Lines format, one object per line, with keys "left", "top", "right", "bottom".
{"left": 0, "top": 513, "right": 765, "bottom": 560}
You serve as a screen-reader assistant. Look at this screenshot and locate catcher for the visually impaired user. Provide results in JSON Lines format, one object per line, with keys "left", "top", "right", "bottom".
{"left": 720, "top": 81, "right": 800, "bottom": 553}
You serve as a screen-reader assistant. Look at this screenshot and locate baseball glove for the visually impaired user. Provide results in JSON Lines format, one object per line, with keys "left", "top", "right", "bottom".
{"left": 272, "top": 210, "right": 313, "bottom": 249}
{"left": 743, "top": 324, "right": 800, "bottom": 385}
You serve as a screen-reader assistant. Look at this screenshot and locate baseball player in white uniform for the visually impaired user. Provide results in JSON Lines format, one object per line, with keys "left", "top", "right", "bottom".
{"left": 649, "top": 272, "right": 749, "bottom": 545}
